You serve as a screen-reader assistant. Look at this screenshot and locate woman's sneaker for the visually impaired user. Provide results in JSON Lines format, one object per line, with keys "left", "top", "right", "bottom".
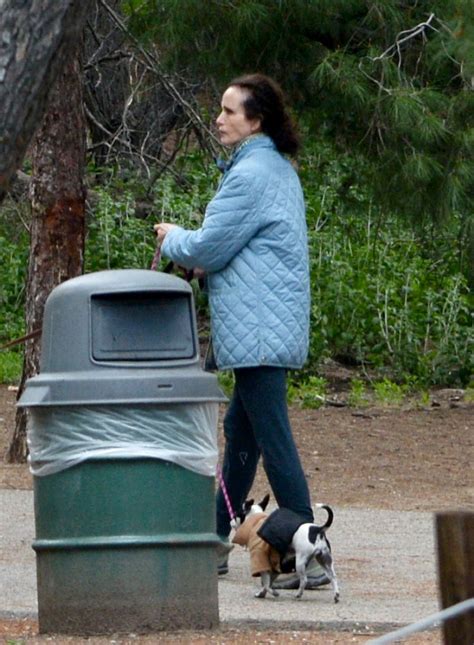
{"left": 272, "top": 557, "right": 330, "bottom": 589}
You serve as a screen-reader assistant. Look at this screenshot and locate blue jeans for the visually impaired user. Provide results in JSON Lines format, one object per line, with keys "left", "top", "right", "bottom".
{"left": 216, "top": 366, "right": 314, "bottom": 537}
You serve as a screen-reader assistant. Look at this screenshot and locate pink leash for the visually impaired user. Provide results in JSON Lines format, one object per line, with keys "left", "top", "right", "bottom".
{"left": 150, "top": 243, "right": 162, "bottom": 271}
{"left": 150, "top": 243, "right": 236, "bottom": 526}
{"left": 216, "top": 463, "right": 237, "bottom": 527}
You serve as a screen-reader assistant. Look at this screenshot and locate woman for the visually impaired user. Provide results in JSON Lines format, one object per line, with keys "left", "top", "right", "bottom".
{"left": 155, "top": 73, "right": 327, "bottom": 588}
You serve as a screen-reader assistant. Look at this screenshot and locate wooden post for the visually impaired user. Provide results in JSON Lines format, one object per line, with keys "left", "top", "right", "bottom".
{"left": 436, "top": 512, "right": 474, "bottom": 645}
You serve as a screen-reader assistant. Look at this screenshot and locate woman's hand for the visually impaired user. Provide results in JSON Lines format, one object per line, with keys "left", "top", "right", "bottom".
{"left": 153, "top": 222, "right": 204, "bottom": 277}
{"left": 154, "top": 222, "right": 178, "bottom": 243}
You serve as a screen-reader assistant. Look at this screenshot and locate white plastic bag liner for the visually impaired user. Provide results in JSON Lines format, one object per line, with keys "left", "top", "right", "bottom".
{"left": 27, "top": 403, "right": 218, "bottom": 477}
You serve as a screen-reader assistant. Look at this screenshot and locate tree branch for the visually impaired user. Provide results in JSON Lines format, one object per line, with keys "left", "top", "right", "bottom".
{"left": 84, "top": 103, "right": 193, "bottom": 188}
{"left": 98, "top": 0, "right": 223, "bottom": 158}
{"left": 369, "top": 13, "right": 437, "bottom": 65}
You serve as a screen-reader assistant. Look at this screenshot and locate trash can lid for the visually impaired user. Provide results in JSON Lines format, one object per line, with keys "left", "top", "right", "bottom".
{"left": 18, "top": 269, "right": 227, "bottom": 407}
{"left": 18, "top": 366, "right": 227, "bottom": 406}
{"left": 39, "top": 270, "right": 201, "bottom": 373}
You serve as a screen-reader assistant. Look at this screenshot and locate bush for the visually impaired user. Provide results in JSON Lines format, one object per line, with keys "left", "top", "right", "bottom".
{"left": 0, "top": 351, "right": 22, "bottom": 384}
{"left": 0, "top": 147, "right": 472, "bottom": 387}
{"left": 0, "top": 205, "right": 29, "bottom": 343}
{"left": 85, "top": 189, "right": 156, "bottom": 272}
{"left": 308, "top": 217, "right": 473, "bottom": 385}
{"left": 300, "top": 139, "right": 473, "bottom": 386}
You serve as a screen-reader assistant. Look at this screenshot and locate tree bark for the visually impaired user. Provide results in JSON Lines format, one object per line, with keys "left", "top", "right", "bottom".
{"left": 7, "top": 45, "right": 87, "bottom": 463}
{"left": 0, "top": 0, "right": 93, "bottom": 202}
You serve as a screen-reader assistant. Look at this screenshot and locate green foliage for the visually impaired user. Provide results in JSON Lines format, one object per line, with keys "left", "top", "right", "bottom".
{"left": 0, "top": 201, "right": 28, "bottom": 342}
{"left": 288, "top": 376, "right": 328, "bottom": 409}
{"left": 0, "top": 351, "right": 22, "bottom": 384}
{"left": 309, "top": 225, "right": 473, "bottom": 385}
{"left": 373, "top": 378, "right": 408, "bottom": 406}
{"left": 119, "top": 1, "right": 474, "bottom": 386}
{"left": 1, "top": 148, "right": 472, "bottom": 388}
{"left": 85, "top": 156, "right": 219, "bottom": 274}
{"left": 417, "top": 390, "right": 431, "bottom": 407}
{"left": 301, "top": 137, "right": 473, "bottom": 386}
{"left": 85, "top": 189, "right": 156, "bottom": 272}
{"left": 348, "top": 378, "right": 370, "bottom": 408}
{"left": 123, "top": 0, "right": 474, "bottom": 223}
{"left": 217, "top": 371, "right": 235, "bottom": 398}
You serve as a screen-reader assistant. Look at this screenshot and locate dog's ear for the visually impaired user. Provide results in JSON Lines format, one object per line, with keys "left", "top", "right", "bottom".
{"left": 259, "top": 493, "right": 270, "bottom": 511}
{"left": 243, "top": 499, "right": 254, "bottom": 514}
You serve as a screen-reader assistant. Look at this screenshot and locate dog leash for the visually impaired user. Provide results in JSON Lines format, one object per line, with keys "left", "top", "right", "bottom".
{"left": 150, "top": 241, "right": 162, "bottom": 271}
{"left": 150, "top": 239, "right": 195, "bottom": 281}
{"left": 216, "top": 463, "right": 238, "bottom": 528}
{"left": 151, "top": 242, "right": 235, "bottom": 527}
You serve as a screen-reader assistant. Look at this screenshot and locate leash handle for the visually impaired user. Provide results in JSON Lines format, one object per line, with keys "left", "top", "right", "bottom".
{"left": 151, "top": 243, "right": 195, "bottom": 283}
{"left": 150, "top": 242, "right": 162, "bottom": 271}
{"left": 152, "top": 240, "right": 236, "bottom": 527}
{"left": 216, "top": 463, "right": 236, "bottom": 522}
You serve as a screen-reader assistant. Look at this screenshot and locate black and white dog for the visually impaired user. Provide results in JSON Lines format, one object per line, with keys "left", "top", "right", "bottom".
{"left": 234, "top": 494, "right": 340, "bottom": 602}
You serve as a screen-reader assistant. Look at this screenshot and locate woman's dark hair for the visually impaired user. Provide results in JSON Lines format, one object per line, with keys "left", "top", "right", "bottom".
{"left": 228, "top": 73, "right": 300, "bottom": 156}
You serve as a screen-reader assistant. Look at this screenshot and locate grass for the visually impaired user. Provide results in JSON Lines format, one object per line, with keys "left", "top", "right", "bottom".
{"left": 0, "top": 351, "right": 22, "bottom": 385}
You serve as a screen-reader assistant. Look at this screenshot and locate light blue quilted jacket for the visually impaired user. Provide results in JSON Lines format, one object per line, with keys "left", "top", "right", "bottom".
{"left": 161, "top": 135, "right": 310, "bottom": 370}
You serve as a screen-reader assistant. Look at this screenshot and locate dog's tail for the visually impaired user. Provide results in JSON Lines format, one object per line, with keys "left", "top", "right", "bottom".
{"left": 315, "top": 503, "right": 334, "bottom": 530}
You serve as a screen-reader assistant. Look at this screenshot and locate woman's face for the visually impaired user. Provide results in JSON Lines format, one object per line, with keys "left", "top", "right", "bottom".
{"left": 216, "top": 86, "right": 261, "bottom": 147}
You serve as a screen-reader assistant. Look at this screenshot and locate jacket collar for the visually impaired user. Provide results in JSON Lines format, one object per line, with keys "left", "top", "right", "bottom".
{"left": 216, "top": 134, "right": 275, "bottom": 174}
{"left": 232, "top": 512, "right": 268, "bottom": 546}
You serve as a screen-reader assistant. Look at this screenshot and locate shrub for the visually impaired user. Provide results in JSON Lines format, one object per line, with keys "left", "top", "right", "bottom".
{"left": 301, "top": 139, "right": 473, "bottom": 386}
{"left": 0, "top": 351, "right": 22, "bottom": 384}
{"left": 1, "top": 147, "right": 472, "bottom": 388}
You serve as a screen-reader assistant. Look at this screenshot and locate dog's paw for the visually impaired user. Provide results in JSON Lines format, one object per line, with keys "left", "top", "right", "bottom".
{"left": 255, "top": 588, "right": 267, "bottom": 599}
{"left": 271, "top": 589, "right": 279, "bottom": 598}
{"left": 334, "top": 593, "right": 340, "bottom": 604}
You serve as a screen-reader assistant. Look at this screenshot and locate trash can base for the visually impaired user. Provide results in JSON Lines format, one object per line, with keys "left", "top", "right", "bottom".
{"left": 37, "top": 545, "right": 219, "bottom": 634}
{"left": 33, "top": 459, "right": 219, "bottom": 635}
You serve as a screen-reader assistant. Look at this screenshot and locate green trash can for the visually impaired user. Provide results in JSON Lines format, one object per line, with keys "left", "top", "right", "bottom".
{"left": 18, "top": 270, "right": 226, "bottom": 635}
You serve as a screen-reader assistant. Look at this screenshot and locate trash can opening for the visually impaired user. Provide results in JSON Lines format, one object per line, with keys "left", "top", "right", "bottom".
{"left": 91, "top": 291, "right": 195, "bottom": 362}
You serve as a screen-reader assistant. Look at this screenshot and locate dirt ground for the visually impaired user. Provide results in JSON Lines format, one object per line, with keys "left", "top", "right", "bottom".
{"left": 2, "top": 384, "right": 472, "bottom": 511}
{"left": 0, "top": 618, "right": 444, "bottom": 645}
{"left": 1, "top": 382, "right": 472, "bottom": 643}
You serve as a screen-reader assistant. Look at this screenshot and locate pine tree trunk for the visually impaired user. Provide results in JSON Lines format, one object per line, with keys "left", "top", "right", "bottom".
{"left": 0, "top": 0, "right": 92, "bottom": 202}
{"left": 6, "top": 46, "right": 87, "bottom": 463}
